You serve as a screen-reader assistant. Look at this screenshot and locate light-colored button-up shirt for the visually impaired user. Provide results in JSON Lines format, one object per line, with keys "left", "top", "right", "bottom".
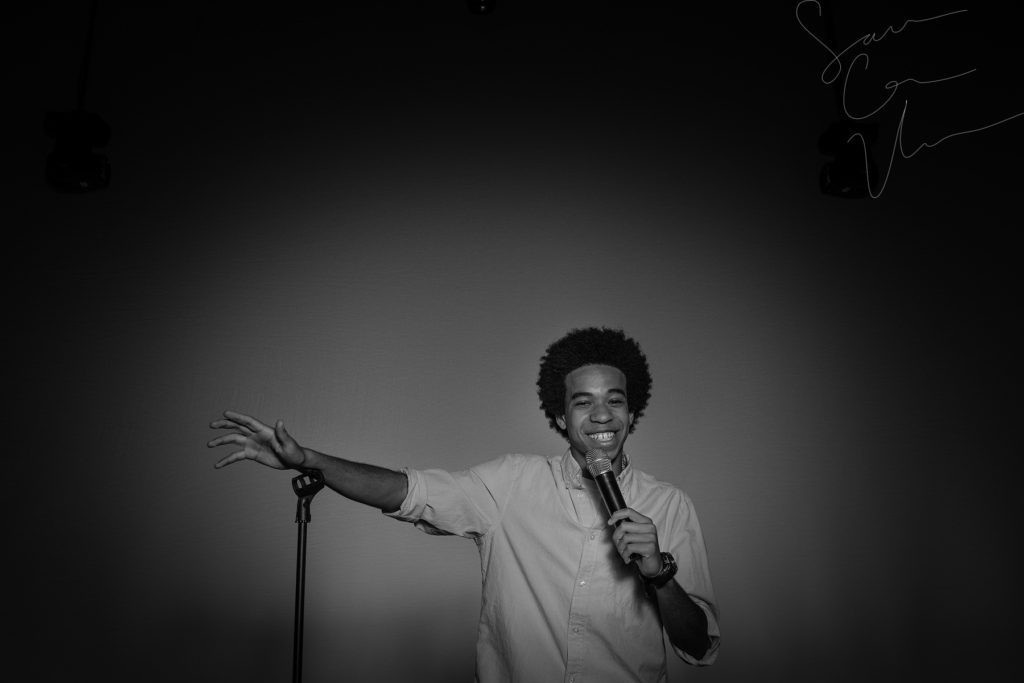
{"left": 386, "top": 450, "right": 720, "bottom": 682}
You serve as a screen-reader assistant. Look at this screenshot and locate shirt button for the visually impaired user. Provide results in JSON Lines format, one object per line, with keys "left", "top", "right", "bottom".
{"left": 573, "top": 627, "right": 580, "bottom": 633}
{"left": 579, "top": 580, "right": 586, "bottom": 586}
{"left": 590, "top": 533, "right": 596, "bottom": 540}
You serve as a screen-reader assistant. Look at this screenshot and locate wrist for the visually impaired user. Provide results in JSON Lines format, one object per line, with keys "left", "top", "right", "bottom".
{"left": 642, "top": 552, "right": 678, "bottom": 588}
{"left": 640, "top": 554, "right": 664, "bottom": 579}
{"left": 299, "top": 447, "right": 323, "bottom": 471}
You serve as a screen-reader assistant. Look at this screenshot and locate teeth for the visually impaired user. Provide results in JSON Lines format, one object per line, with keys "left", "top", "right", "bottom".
{"left": 590, "top": 432, "right": 614, "bottom": 442}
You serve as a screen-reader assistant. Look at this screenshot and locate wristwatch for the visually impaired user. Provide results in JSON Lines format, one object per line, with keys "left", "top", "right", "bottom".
{"left": 643, "top": 552, "right": 678, "bottom": 588}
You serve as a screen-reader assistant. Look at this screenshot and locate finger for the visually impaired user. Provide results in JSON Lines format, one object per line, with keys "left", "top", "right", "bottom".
{"left": 616, "top": 544, "right": 644, "bottom": 565}
{"left": 615, "top": 528, "right": 657, "bottom": 550}
{"left": 620, "top": 536, "right": 658, "bottom": 552}
{"left": 223, "top": 410, "right": 271, "bottom": 433}
{"left": 209, "top": 419, "right": 253, "bottom": 434}
{"left": 610, "top": 528, "right": 643, "bottom": 540}
{"left": 614, "top": 531, "right": 657, "bottom": 553}
{"left": 613, "top": 521, "right": 655, "bottom": 535}
{"left": 612, "top": 523, "right": 651, "bottom": 540}
{"left": 618, "top": 540, "right": 657, "bottom": 561}
{"left": 214, "top": 450, "right": 249, "bottom": 468}
{"left": 607, "top": 508, "right": 650, "bottom": 526}
{"left": 607, "top": 509, "right": 629, "bottom": 526}
{"left": 207, "top": 433, "right": 248, "bottom": 448}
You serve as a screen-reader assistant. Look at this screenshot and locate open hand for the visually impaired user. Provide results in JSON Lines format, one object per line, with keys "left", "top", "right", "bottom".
{"left": 207, "top": 410, "right": 307, "bottom": 470}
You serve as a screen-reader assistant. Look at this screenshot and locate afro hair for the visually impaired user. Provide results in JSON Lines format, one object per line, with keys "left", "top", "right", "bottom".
{"left": 537, "top": 327, "right": 652, "bottom": 438}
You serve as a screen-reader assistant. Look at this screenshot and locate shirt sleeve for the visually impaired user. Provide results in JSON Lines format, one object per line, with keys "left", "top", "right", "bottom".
{"left": 383, "top": 454, "right": 527, "bottom": 539}
{"left": 664, "top": 491, "right": 721, "bottom": 666}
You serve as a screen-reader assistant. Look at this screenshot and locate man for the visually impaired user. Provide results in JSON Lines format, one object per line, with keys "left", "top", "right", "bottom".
{"left": 209, "top": 327, "right": 719, "bottom": 682}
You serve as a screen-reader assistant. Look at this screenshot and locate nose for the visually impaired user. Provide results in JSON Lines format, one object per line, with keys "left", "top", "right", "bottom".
{"left": 589, "top": 402, "right": 612, "bottom": 423}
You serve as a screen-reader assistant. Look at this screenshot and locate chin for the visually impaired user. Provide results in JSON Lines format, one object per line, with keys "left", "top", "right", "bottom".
{"left": 579, "top": 443, "right": 622, "bottom": 459}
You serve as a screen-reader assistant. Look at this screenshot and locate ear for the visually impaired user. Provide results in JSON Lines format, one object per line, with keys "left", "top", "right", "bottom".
{"left": 628, "top": 412, "right": 635, "bottom": 427}
{"left": 555, "top": 415, "right": 567, "bottom": 431}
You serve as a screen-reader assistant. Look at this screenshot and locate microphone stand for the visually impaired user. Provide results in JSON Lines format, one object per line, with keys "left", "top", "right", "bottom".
{"left": 291, "top": 470, "right": 325, "bottom": 683}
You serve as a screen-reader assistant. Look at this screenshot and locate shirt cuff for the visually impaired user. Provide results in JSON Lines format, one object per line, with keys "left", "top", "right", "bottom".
{"left": 381, "top": 468, "right": 453, "bottom": 536}
{"left": 672, "top": 596, "right": 720, "bottom": 666}
{"left": 382, "top": 467, "right": 419, "bottom": 521}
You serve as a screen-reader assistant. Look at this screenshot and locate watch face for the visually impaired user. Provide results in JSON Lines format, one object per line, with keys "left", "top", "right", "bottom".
{"left": 655, "top": 553, "right": 677, "bottom": 585}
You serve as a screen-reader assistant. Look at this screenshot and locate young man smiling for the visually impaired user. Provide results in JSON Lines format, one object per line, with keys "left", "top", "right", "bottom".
{"left": 557, "top": 363, "right": 633, "bottom": 471}
{"left": 209, "top": 327, "right": 719, "bottom": 682}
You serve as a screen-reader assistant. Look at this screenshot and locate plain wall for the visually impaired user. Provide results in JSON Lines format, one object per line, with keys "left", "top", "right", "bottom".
{"left": 9, "top": 2, "right": 1021, "bottom": 681}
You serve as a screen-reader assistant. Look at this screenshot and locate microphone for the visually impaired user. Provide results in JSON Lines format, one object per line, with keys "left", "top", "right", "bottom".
{"left": 585, "top": 449, "right": 639, "bottom": 563}
{"left": 584, "top": 449, "right": 627, "bottom": 520}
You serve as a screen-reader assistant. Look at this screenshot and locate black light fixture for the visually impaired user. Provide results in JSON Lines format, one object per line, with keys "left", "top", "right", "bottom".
{"left": 810, "top": 0, "right": 878, "bottom": 199}
{"left": 45, "top": 109, "right": 111, "bottom": 192}
{"left": 818, "top": 120, "right": 879, "bottom": 199}
{"left": 45, "top": 0, "right": 111, "bottom": 192}
{"left": 467, "top": 0, "right": 496, "bottom": 15}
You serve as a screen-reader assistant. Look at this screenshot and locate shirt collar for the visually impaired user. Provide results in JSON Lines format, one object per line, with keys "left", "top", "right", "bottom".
{"left": 560, "top": 448, "right": 632, "bottom": 489}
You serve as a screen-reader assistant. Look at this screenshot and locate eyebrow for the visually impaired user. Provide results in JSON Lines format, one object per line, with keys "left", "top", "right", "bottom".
{"left": 570, "top": 389, "right": 626, "bottom": 400}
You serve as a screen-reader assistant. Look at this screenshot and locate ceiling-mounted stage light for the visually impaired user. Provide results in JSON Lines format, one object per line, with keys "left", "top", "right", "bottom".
{"left": 818, "top": 120, "right": 879, "bottom": 199}
{"left": 45, "top": 0, "right": 110, "bottom": 192}
{"left": 809, "top": 3, "right": 881, "bottom": 199}
{"left": 467, "top": 0, "right": 496, "bottom": 14}
{"left": 45, "top": 109, "right": 111, "bottom": 192}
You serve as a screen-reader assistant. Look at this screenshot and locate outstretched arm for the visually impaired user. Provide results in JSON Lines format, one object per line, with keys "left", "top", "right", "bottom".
{"left": 208, "top": 410, "right": 407, "bottom": 512}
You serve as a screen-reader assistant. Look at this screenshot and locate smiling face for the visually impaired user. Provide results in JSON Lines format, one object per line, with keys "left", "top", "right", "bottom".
{"left": 555, "top": 364, "right": 635, "bottom": 473}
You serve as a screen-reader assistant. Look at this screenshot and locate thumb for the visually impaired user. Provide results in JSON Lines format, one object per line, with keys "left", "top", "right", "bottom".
{"left": 275, "top": 420, "right": 290, "bottom": 442}
{"left": 274, "top": 420, "right": 297, "bottom": 452}
{"left": 274, "top": 420, "right": 306, "bottom": 468}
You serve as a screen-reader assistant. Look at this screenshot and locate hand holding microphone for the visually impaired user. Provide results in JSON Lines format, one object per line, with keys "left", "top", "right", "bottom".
{"left": 585, "top": 449, "right": 664, "bottom": 578}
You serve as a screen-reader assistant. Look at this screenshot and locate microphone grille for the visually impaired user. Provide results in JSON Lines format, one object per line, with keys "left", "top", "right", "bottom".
{"left": 584, "top": 449, "right": 613, "bottom": 477}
